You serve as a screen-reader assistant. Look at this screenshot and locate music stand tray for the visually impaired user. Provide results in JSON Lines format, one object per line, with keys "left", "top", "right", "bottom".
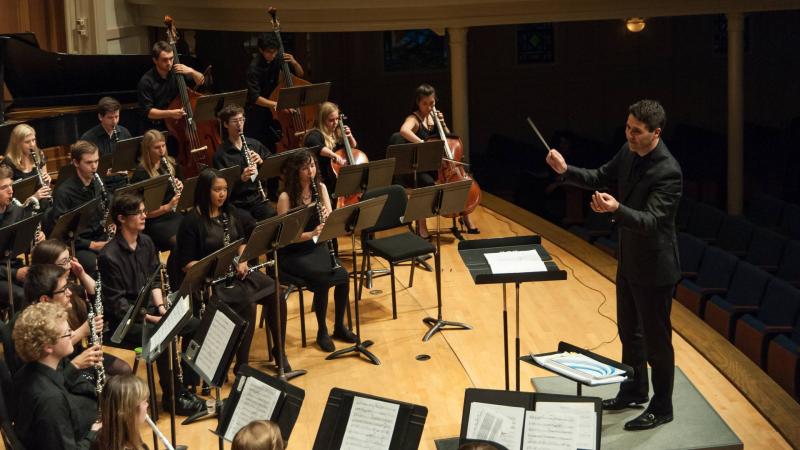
{"left": 239, "top": 205, "right": 314, "bottom": 262}
{"left": 112, "top": 135, "right": 145, "bottom": 173}
{"left": 386, "top": 140, "right": 443, "bottom": 176}
{"left": 49, "top": 198, "right": 101, "bottom": 243}
{"left": 114, "top": 174, "right": 170, "bottom": 214}
{"left": 11, "top": 176, "right": 38, "bottom": 200}
{"left": 141, "top": 293, "right": 193, "bottom": 362}
{"left": 258, "top": 146, "right": 323, "bottom": 183}
{"left": 0, "top": 213, "right": 42, "bottom": 257}
{"left": 193, "top": 90, "right": 248, "bottom": 123}
{"left": 175, "top": 176, "right": 197, "bottom": 213}
{"left": 110, "top": 264, "right": 162, "bottom": 344}
{"left": 217, "top": 166, "right": 241, "bottom": 194}
{"left": 332, "top": 158, "right": 396, "bottom": 199}
{"left": 183, "top": 298, "right": 247, "bottom": 388}
{"left": 457, "top": 235, "right": 567, "bottom": 391}
{"left": 276, "top": 82, "right": 331, "bottom": 111}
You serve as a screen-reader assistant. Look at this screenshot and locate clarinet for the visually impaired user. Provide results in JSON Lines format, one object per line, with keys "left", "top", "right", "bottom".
{"left": 160, "top": 263, "right": 185, "bottom": 386}
{"left": 161, "top": 156, "right": 181, "bottom": 212}
{"left": 111, "top": 125, "right": 119, "bottom": 144}
{"left": 28, "top": 150, "right": 46, "bottom": 239}
{"left": 240, "top": 132, "right": 268, "bottom": 202}
{"left": 88, "top": 270, "right": 106, "bottom": 407}
{"left": 219, "top": 212, "right": 237, "bottom": 284}
{"left": 310, "top": 180, "right": 340, "bottom": 271}
{"left": 94, "top": 173, "right": 114, "bottom": 239}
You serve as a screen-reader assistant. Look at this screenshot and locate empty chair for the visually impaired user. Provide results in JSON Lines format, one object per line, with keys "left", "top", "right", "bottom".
{"left": 734, "top": 278, "right": 800, "bottom": 368}
{"left": 745, "top": 227, "right": 788, "bottom": 273}
{"left": 776, "top": 240, "right": 800, "bottom": 288}
{"left": 678, "top": 232, "right": 707, "bottom": 280}
{"left": 568, "top": 209, "right": 613, "bottom": 243}
{"left": 715, "top": 215, "right": 754, "bottom": 257}
{"left": 676, "top": 196, "right": 696, "bottom": 232}
{"left": 767, "top": 315, "right": 800, "bottom": 400}
{"left": 686, "top": 202, "right": 725, "bottom": 242}
{"left": 779, "top": 203, "right": 800, "bottom": 240}
{"left": 746, "top": 193, "right": 786, "bottom": 228}
{"left": 675, "top": 245, "right": 738, "bottom": 317}
{"left": 704, "top": 262, "right": 771, "bottom": 340}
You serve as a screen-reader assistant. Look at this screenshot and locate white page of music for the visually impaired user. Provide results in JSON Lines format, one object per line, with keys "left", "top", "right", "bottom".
{"left": 148, "top": 295, "right": 190, "bottom": 355}
{"left": 484, "top": 250, "right": 547, "bottom": 274}
{"left": 535, "top": 402, "right": 595, "bottom": 449}
{"left": 523, "top": 409, "right": 596, "bottom": 450}
{"left": 223, "top": 376, "right": 282, "bottom": 441}
{"left": 195, "top": 310, "right": 235, "bottom": 380}
{"left": 340, "top": 396, "right": 399, "bottom": 450}
{"left": 466, "top": 402, "right": 525, "bottom": 450}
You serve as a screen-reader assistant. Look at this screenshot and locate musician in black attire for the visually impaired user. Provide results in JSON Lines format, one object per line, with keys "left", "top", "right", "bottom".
{"left": 303, "top": 101, "right": 359, "bottom": 194}
{"left": 0, "top": 165, "right": 29, "bottom": 310}
{"left": 49, "top": 141, "right": 110, "bottom": 276}
{"left": 80, "top": 96, "right": 132, "bottom": 193}
{"left": 213, "top": 104, "right": 275, "bottom": 236}
{"left": 175, "top": 168, "right": 289, "bottom": 370}
{"left": 1, "top": 123, "right": 53, "bottom": 204}
{"left": 244, "top": 32, "right": 304, "bottom": 151}
{"left": 97, "top": 192, "right": 203, "bottom": 415}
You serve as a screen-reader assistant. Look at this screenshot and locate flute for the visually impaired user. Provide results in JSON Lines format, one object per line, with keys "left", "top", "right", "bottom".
{"left": 145, "top": 415, "right": 175, "bottom": 450}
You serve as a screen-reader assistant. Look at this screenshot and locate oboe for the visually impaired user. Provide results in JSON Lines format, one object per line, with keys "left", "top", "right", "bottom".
{"left": 240, "top": 131, "right": 268, "bottom": 202}
{"left": 310, "top": 180, "right": 340, "bottom": 271}
{"left": 87, "top": 270, "right": 106, "bottom": 406}
{"left": 160, "top": 263, "right": 184, "bottom": 386}
{"left": 161, "top": 156, "right": 182, "bottom": 212}
{"left": 145, "top": 415, "right": 175, "bottom": 450}
{"left": 94, "top": 173, "right": 114, "bottom": 239}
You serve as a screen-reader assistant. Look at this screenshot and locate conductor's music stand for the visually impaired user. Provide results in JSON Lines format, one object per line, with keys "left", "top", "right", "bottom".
{"left": 275, "top": 83, "right": 331, "bottom": 111}
{"left": 320, "top": 196, "right": 388, "bottom": 365}
{"left": 403, "top": 180, "right": 473, "bottom": 342}
{"left": 0, "top": 213, "right": 42, "bottom": 316}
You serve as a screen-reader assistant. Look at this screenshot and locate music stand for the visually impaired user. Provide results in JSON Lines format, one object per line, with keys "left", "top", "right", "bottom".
{"left": 175, "top": 176, "right": 197, "bottom": 213}
{"left": 49, "top": 198, "right": 101, "bottom": 256}
{"left": 320, "top": 196, "right": 388, "bottom": 365}
{"left": 402, "top": 180, "right": 473, "bottom": 342}
{"left": 11, "top": 176, "right": 37, "bottom": 201}
{"left": 386, "top": 140, "right": 443, "bottom": 190}
{"left": 110, "top": 265, "right": 161, "bottom": 344}
{"left": 217, "top": 166, "right": 241, "bottom": 194}
{"left": 312, "top": 387, "right": 428, "bottom": 450}
{"left": 114, "top": 174, "right": 170, "bottom": 215}
{"left": 193, "top": 90, "right": 248, "bottom": 125}
{"left": 111, "top": 135, "right": 145, "bottom": 173}
{"left": 0, "top": 213, "right": 42, "bottom": 316}
{"left": 276, "top": 82, "right": 331, "bottom": 111}
{"left": 257, "top": 145, "right": 323, "bottom": 183}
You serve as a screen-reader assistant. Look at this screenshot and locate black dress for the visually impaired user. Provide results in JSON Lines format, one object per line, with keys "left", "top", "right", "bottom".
{"left": 303, "top": 129, "right": 339, "bottom": 193}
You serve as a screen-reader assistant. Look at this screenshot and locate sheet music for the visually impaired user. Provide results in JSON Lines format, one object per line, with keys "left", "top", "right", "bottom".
{"left": 535, "top": 403, "right": 596, "bottom": 450}
{"left": 195, "top": 310, "right": 235, "bottom": 380}
{"left": 466, "top": 402, "right": 525, "bottom": 450}
{"left": 522, "top": 410, "right": 581, "bottom": 450}
{"left": 484, "top": 250, "right": 547, "bottom": 274}
{"left": 148, "top": 295, "right": 190, "bottom": 356}
{"left": 223, "top": 376, "right": 282, "bottom": 441}
{"left": 340, "top": 396, "right": 399, "bottom": 450}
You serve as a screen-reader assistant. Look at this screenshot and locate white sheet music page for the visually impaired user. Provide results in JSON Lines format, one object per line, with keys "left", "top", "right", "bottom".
{"left": 195, "top": 310, "right": 235, "bottom": 381}
{"left": 466, "top": 402, "right": 525, "bottom": 450}
{"left": 522, "top": 410, "right": 583, "bottom": 450}
{"left": 340, "top": 396, "right": 399, "bottom": 450}
{"left": 223, "top": 376, "right": 282, "bottom": 441}
{"left": 148, "top": 295, "right": 190, "bottom": 355}
{"left": 484, "top": 250, "right": 547, "bottom": 274}
{"left": 535, "top": 403, "right": 596, "bottom": 449}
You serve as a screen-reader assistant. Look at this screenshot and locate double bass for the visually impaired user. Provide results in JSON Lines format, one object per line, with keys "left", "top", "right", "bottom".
{"left": 163, "top": 17, "right": 221, "bottom": 176}
{"left": 330, "top": 113, "right": 369, "bottom": 208}
{"left": 430, "top": 106, "right": 481, "bottom": 216}
{"left": 268, "top": 7, "right": 317, "bottom": 151}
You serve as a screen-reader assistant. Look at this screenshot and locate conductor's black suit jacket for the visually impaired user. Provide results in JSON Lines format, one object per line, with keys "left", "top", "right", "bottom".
{"left": 563, "top": 140, "right": 682, "bottom": 287}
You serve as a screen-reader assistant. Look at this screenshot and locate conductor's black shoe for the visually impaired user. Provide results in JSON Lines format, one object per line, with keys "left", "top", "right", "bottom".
{"left": 624, "top": 410, "right": 674, "bottom": 431}
{"left": 163, "top": 391, "right": 204, "bottom": 416}
{"left": 602, "top": 396, "right": 649, "bottom": 411}
{"left": 332, "top": 326, "right": 358, "bottom": 343}
{"left": 317, "top": 332, "right": 335, "bottom": 352}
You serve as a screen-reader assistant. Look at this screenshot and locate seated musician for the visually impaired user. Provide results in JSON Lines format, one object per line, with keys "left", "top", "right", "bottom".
{"left": 80, "top": 96, "right": 133, "bottom": 192}
{"left": 11, "top": 301, "right": 102, "bottom": 449}
{"left": 137, "top": 40, "right": 205, "bottom": 130}
{"left": 303, "top": 101, "right": 359, "bottom": 195}
{"left": 245, "top": 32, "right": 304, "bottom": 151}
{"left": 232, "top": 420, "right": 285, "bottom": 450}
{"left": 0, "top": 165, "right": 32, "bottom": 310}
{"left": 175, "top": 169, "right": 289, "bottom": 370}
{"left": 277, "top": 150, "right": 356, "bottom": 353}
{"left": 214, "top": 104, "right": 276, "bottom": 235}
{"left": 398, "top": 83, "right": 479, "bottom": 237}
{"left": 93, "top": 374, "right": 150, "bottom": 450}
{"left": 1, "top": 123, "right": 52, "bottom": 204}
{"left": 98, "top": 192, "right": 203, "bottom": 415}
{"left": 50, "top": 140, "right": 111, "bottom": 276}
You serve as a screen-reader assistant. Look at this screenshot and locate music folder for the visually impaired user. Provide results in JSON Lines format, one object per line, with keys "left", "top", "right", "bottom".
{"left": 183, "top": 298, "right": 247, "bottom": 388}
{"left": 141, "top": 293, "right": 193, "bottom": 363}
{"left": 312, "top": 387, "right": 428, "bottom": 450}
{"left": 214, "top": 365, "right": 305, "bottom": 443}
{"left": 114, "top": 174, "right": 170, "bottom": 214}
{"left": 459, "top": 388, "right": 602, "bottom": 450}
{"left": 110, "top": 264, "right": 161, "bottom": 344}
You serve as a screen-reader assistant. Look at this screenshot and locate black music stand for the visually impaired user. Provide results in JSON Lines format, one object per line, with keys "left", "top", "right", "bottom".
{"left": 11, "top": 176, "right": 37, "bottom": 202}
{"left": 312, "top": 387, "right": 428, "bottom": 450}
{"left": 193, "top": 90, "right": 247, "bottom": 126}
{"left": 386, "top": 140, "right": 443, "bottom": 191}
{"left": 49, "top": 198, "right": 100, "bottom": 256}
{"left": 217, "top": 166, "right": 241, "bottom": 194}
{"left": 238, "top": 205, "right": 313, "bottom": 381}
{"left": 316, "top": 197, "right": 387, "bottom": 365}
{"left": 402, "top": 180, "right": 473, "bottom": 341}
{"left": 0, "top": 213, "right": 42, "bottom": 315}
{"left": 114, "top": 174, "right": 170, "bottom": 214}
{"left": 257, "top": 145, "right": 323, "bottom": 183}
{"left": 457, "top": 236, "right": 567, "bottom": 391}
{"left": 111, "top": 135, "right": 145, "bottom": 173}
{"left": 275, "top": 82, "right": 331, "bottom": 111}
{"left": 175, "top": 176, "right": 197, "bottom": 212}
{"left": 214, "top": 365, "right": 304, "bottom": 444}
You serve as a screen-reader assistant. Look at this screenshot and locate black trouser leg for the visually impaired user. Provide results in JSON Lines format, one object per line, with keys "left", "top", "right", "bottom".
{"left": 312, "top": 287, "right": 331, "bottom": 335}
{"left": 333, "top": 282, "right": 349, "bottom": 329}
{"left": 616, "top": 273, "right": 649, "bottom": 399}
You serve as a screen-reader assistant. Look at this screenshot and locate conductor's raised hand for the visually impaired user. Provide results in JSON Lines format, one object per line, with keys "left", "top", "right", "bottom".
{"left": 590, "top": 191, "right": 619, "bottom": 213}
{"left": 545, "top": 149, "right": 567, "bottom": 174}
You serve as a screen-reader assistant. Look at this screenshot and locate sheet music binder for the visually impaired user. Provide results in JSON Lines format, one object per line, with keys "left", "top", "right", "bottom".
{"left": 214, "top": 365, "right": 305, "bottom": 443}
{"left": 521, "top": 342, "right": 632, "bottom": 393}
{"left": 460, "top": 388, "right": 602, "bottom": 450}
{"left": 312, "top": 387, "right": 428, "bottom": 450}
{"left": 182, "top": 297, "right": 247, "bottom": 388}
{"left": 141, "top": 294, "right": 193, "bottom": 362}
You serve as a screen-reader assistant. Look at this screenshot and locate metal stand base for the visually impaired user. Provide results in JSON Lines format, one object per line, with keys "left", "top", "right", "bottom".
{"left": 326, "top": 339, "right": 379, "bottom": 365}
{"left": 421, "top": 317, "right": 473, "bottom": 342}
{"left": 277, "top": 369, "right": 308, "bottom": 382}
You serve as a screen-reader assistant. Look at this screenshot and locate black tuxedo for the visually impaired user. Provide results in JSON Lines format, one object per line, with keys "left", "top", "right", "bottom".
{"left": 564, "top": 139, "right": 682, "bottom": 414}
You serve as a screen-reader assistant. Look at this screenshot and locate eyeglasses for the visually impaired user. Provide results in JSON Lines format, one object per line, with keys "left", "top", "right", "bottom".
{"left": 56, "top": 257, "right": 71, "bottom": 266}
{"left": 229, "top": 117, "right": 246, "bottom": 124}
{"left": 51, "top": 285, "right": 70, "bottom": 296}
{"left": 59, "top": 329, "right": 74, "bottom": 339}
{"left": 126, "top": 209, "right": 147, "bottom": 216}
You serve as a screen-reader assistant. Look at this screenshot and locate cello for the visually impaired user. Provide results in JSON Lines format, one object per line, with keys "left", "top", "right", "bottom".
{"left": 330, "top": 113, "right": 369, "bottom": 208}
{"left": 268, "top": 7, "right": 317, "bottom": 151}
{"left": 430, "top": 106, "right": 482, "bottom": 216}
{"left": 163, "top": 16, "right": 221, "bottom": 176}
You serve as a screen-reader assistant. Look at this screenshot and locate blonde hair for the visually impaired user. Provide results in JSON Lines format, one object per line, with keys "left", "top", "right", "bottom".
{"left": 314, "top": 101, "right": 341, "bottom": 150}
{"left": 96, "top": 375, "right": 149, "bottom": 450}
{"left": 12, "top": 302, "right": 66, "bottom": 362}
{"left": 4, "top": 123, "right": 43, "bottom": 170}
{"left": 231, "top": 420, "right": 284, "bottom": 450}
{"left": 139, "top": 129, "right": 175, "bottom": 178}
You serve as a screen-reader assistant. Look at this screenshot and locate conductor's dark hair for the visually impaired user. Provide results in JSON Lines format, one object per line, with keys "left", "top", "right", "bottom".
{"left": 111, "top": 192, "right": 144, "bottom": 226}
{"left": 97, "top": 97, "right": 121, "bottom": 116}
{"left": 23, "top": 264, "right": 67, "bottom": 305}
{"left": 628, "top": 99, "right": 666, "bottom": 132}
{"left": 218, "top": 104, "right": 245, "bottom": 124}
{"left": 257, "top": 33, "right": 280, "bottom": 51}
{"left": 151, "top": 40, "right": 173, "bottom": 59}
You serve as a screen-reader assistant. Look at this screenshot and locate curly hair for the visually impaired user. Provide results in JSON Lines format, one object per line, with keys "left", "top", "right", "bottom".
{"left": 232, "top": 420, "right": 284, "bottom": 450}
{"left": 96, "top": 374, "right": 149, "bottom": 450}
{"left": 281, "top": 149, "right": 321, "bottom": 208}
{"left": 12, "top": 302, "right": 67, "bottom": 362}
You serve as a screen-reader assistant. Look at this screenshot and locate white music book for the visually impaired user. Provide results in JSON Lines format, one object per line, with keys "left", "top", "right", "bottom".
{"left": 147, "top": 294, "right": 190, "bottom": 356}
{"left": 340, "top": 396, "right": 399, "bottom": 450}
{"left": 532, "top": 352, "right": 626, "bottom": 386}
{"left": 466, "top": 402, "right": 525, "bottom": 450}
{"left": 223, "top": 376, "right": 282, "bottom": 441}
{"left": 195, "top": 310, "right": 235, "bottom": 380}
{"left": 484, "top": 250, "right": 547, "bottom": 274}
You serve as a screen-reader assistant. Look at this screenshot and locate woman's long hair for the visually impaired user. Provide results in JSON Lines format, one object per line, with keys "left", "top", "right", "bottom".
{"left": 139, "top": 129, "right": 176, "bottom": 178}
{"left": 4, "top": 124, "right": 44, "bottom": 170}
{"left": 195, "top": 168, "right": 235, "bottom": 219}
{"left": 413, "top": 83, "right": 436, "bottom": 112}
{"left": 314, "top": 101, "right": 341, "bottom": 150}
{"left": 96, "top": 374, "right": 149, "bottom": 450}
{"left": 282, "top": 149, "right": 321, "bottom": 208}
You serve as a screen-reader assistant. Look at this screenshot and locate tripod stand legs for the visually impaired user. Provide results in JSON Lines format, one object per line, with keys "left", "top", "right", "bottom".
{"left": 421, "top": 317, "right": 473, "bottom": 342}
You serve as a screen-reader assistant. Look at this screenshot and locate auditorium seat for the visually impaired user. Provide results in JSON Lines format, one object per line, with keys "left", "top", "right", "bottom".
{"left": 704, "top": 262, "right": 771, "bottom": 340}
{"left": 776, "top": 240, "right": 800, "bottom": 288}
{"left": 779, "top": 203, "right": 800, "bottom": 239}
{"left": 675, "top": 246, "right": 738, "bottom": 317}
{"left": 686, "top": 202, "right": 725, "bottom": 243}
{"left": 767, "top": 316, "right": 800, "bottom": 400}
{"left": 593, "top": 233, "right": 618, "bottom": 258}
{"left": 744, "top": 227, "right": 787, "bottom": 273}
{"left": 568, "top": 209, "right": 613, "bottom": 243}
{"left": 714, "top": 215, "right": 754, "bottom": 257}
{"left": 678, "top": 232, "right": 707, "bottom": 280}
{"left": 746, "top": 193, "right": 786, "bottom": 229}
{"left": 733, "top": 278, "right": 800, "bottom": 368}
